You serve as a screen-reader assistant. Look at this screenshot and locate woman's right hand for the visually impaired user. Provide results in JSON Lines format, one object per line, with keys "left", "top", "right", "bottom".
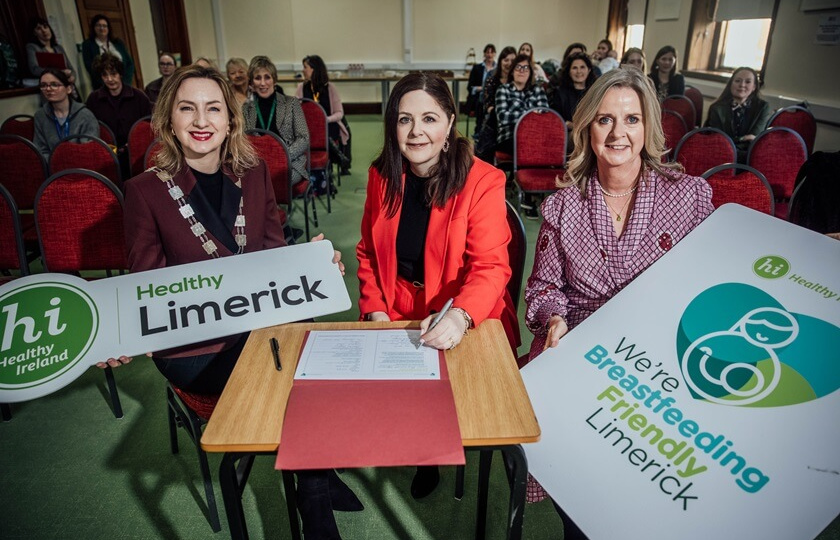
{"left": 366, "top": 311, "right": 391, "bottom": 322}
{"left": 543, "top": 315, "right": 569, "bottom": 350}
{"left": 96, "top": 352, "right": 151, "bottom": 369}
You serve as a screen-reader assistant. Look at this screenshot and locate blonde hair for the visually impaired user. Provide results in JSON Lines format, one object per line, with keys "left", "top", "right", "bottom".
{"left": 151, "top": 65, "right": 259, "bottom": 177}
{"left": 226, "top": 57, "right": 247, "bottom": 74}
{"left": 248, "top": 55, "right": 277, "bottom": 82}
{"left": 561, "top": 68, "right": 682, "bottom": 194}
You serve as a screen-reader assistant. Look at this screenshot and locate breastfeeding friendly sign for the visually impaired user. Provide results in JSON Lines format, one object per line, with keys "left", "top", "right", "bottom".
{"left": 0, "top": 241, "right": 351, "bottom": 403}
{"left": 521, "top": 205, "right": 840, "bottom": 539}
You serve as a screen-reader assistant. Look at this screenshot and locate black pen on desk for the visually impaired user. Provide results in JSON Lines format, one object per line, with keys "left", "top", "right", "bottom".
{"left": 270, "top": 337, "right": 282, "bottom": 371}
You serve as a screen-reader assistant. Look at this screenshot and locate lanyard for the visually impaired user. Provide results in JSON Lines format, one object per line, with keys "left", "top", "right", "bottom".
{"left": 52, "top": 115, "right": 70, "bottom": 140}
{"left": 255, "top": 98, "right": 276, "bottom": 131}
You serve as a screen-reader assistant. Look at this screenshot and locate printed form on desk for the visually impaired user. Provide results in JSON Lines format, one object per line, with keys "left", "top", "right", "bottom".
{"left": 294, "top": 329, "right": 441, "bottom": 380}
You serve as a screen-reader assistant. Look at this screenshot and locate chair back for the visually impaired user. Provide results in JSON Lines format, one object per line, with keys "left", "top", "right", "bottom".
{"left": 127, "top": 116, "right": 154, "bottom": 177}
{"left": 0, "top": 114, "right": 35, "bottom": 140}
{"left": 0, "top": 134, "right": 48, "bottom": 210}
{"left": 768, "top": 106, "right": 816, "bottom": 155}
{"left": 787, "top": 151, "right": 840, "bottom": 232}
{"left": 247, "top": 129, "right": 292, "bottom": 206}
{"left": 35, "top": 169, "right": 127, "bottom": 272}
{"left": 662, "top": 95, "right": 697, "bottom": 131}
{"left": 674, "top": 127, "right": 737, "bottom": 177}
{"left": 702, "top": 163, "right": 774, "bottom": 216}
{"left": 684, "top": 86, "right": 704, "bottom": 126}
{"left": 49, "top": 134, "right": 121, "bottom": 187}
{"left": 0, "top": 184, "right": 28, "bottom": 274}
{"left": 514, "top": 108, "right": 566, "bottom": 169}
{"left": 747, "top": 127, "right": 808, "bottom": 200}
{"left": 505, "top": 200, "right": 526, "bottom": 309}
{"left": 98, "top": 121, "right": 117, "bottom": 146}
{"left": 144, "top": 138, "right": 163, "bottom": 170}
{"left": 660, "top": 110, "right": 687, "bottom": 161}
{"left": 300, "top": 98, "right": 328, "bottom": 153}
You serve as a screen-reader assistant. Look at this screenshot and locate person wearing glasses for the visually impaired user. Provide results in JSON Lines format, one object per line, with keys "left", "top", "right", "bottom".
{"left": 144, "top": 52, "right": 177, "bottom": 104}
{"left": 82, "top": 14, "right": 136, "bottom": 89}
{"left": 32, "top": 67, "right": 99, "bottom": 159}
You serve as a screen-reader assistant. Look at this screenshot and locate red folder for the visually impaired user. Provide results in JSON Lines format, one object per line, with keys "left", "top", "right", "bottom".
{"left": 35, "top": 52, "right": 67, "bottom": 70}
{"left": 276, "top": 341, "right": 465, "bottom": 470}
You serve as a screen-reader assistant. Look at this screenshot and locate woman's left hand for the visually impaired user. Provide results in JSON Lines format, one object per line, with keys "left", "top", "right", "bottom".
{"left": 419, "top": 311, "right": 468, "bottom": 350}
{"left": 310, "top": 233, "right": 345, "bottom": 276}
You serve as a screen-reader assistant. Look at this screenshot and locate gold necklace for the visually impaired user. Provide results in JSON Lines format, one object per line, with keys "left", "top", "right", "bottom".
{"left": 604, "top": 193, "right": 634, "bottom": 222}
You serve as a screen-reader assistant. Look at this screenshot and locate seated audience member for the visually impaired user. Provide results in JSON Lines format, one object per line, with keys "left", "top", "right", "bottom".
{"left": 648, "top": 45, "right": 684, "bottom": 100}
{"left": 466, "top": 43, "right": 496, "bottom": 134}
{"left": 524, "top": 69, "right": 713, "bottom": 538}
{"left": 295, "top": 55, "right": 351, "bottom": 173}
{"left": 357, "top": 72, "right": 519, "bottom": 501}
{"left": 558, "top": 42, "right": 600, "bottom": 79}
{"left": 598, "top": 50, "right": 620, "bottom": 73}
{"left": 82, "top": 14, "right": 135, "bottom": 89}
{"left": 620, "top": 47, "right": 647, "bottom": 72}
{"left": 144, "top": 52, "right": 176, "bottom": 104}
{"left": 85, "top": 54, "right": 151, "bottom": 177}
{"left": 590, "top": 39, "right": 612, "bottom": 66}
{"left": 495, "top": 53, "right": 549, "bottom": 156}
{"left": 519, "top": 42, "right": 548, "bottom": 83}
{"left": 474, "top": 45, "right": 516, "bottom": 162}
{"left": 27, "top": 18, "right": 75, "bottom": 84}
{"left": 33, "top": 68, "right": 98, "bottom": 159}
{"left": 226, "top": 57, "right": 250, "bottom": 109}
{"left": 194, "top": 57, "right": 217, "bottom": 70}
{"left": 548, "top": 52, "right": 597, "bottom": 127}
{"left": 242, "top": 55, "right": 309, "bottom": 185}
{"left": 102, "top": 63, "right": 350, "bottom": 540}
{"left": 705, "top": 67, "right": 772, "bottom": 163}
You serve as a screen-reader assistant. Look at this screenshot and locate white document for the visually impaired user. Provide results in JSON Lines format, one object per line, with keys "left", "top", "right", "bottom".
{"left": 294, "top": 330, "right": 441, "bottom": 380}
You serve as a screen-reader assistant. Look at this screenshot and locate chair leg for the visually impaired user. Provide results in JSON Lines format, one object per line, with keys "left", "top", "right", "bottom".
{"left": 310, "top": 188, "right": 319, "bottom": 228}
{"left": 326, "top": 167, "right": 333, "bottom": 214}
{"left": 166, "top": 387, "right": 180, "bottom": 455}
{"left": 193, "top": 427, "right": 222, "bottom": 532}
{"left": 104, "top": 366, "right": 123, "bottom": 419}
{"left": 1, "top": 403, "right": 11, "bottom": 422}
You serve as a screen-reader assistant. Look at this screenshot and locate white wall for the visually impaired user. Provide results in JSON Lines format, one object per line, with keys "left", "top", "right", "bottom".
{"left": 129, "top": 0, "right": 160, "bottom": 88}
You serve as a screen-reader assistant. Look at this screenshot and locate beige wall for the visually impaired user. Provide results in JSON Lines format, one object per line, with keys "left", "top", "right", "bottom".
{"left": 185, "top": 0, "right": 221, "bottom": 66}
{"left": 129, "top": 0, "right": 159, "bottom": 88}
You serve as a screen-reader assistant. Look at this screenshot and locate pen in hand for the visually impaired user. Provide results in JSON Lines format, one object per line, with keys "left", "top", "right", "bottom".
{"left": 420, "top": 297, "right": 454, "bottom": 346}
{"left": 270, "top": 337, "right": 282, "bottom": 371}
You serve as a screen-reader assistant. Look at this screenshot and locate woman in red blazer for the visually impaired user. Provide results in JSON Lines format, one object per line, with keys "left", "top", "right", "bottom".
{"left": 356, "top": 72, "right": 519, "bottom": 499}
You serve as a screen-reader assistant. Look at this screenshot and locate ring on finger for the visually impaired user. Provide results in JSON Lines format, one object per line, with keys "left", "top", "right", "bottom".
{"left": 448, "top": 338, "right": 455, "bottom": 350}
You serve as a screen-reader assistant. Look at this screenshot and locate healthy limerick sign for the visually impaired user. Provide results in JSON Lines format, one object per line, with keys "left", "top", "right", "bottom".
{"left": 0, "top": 241, "right": 350, "bottom": 403}
{"left": 521, "top": 205, "right": 840, "bottom": 540}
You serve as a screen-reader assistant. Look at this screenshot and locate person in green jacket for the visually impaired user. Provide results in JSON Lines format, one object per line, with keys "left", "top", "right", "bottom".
{"left": 82, "top": 14, "right": 135, "bottom": 90}
{"left": 705, "top": 66, "right": 772, "bottom": 163}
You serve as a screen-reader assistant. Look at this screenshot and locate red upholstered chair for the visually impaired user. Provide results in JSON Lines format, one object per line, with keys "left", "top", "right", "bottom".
{"left": 166, "top": 383, "right": 222, "bottom": 531}
{"left": 0, "top": 134, "right": 48, "bottom": 244}
{"left": 247, "top": 129, "right": 314, "bottom": 239}
{"left": 512, "top": 108, "right": 566, "bottom": 213}
{"left": 127, "top": 116, "right": 154, "bottom": 177}
{"left": 661, "top": 110, "right": 687, "bottom": 161}
{"left": 143, "top": 138, "right": 162, "bottom": 170}
{"left": 768, "top": 106, "right": 816, "bottom": 155}
{"left": 505, "top": 200, "right": 526, "bottom": 309}
{"left": 702, "top": 163, "right": 774, "bottom": 216}
{"left": 49, "top": 134, "right": 122, "bottom": 187}
{"left": 299, "top": 98, "right": 333, "bottom": 214}
{"left": 0, "top": 114, "right": 35, "bottom": 140}
{"left": 662, "top": 95, "right": 697, "bottom": 131}
{"left": 674, "top": 127, "right": 737, "bottom": 177}
{"left": 684, "top": 86, "right": 704, "bottom": 126}
{"left": 98, "top": 121, "right": 117, "bottom": 147}
{"left": 747, "top": 127, "right": 807, "bottom": 220}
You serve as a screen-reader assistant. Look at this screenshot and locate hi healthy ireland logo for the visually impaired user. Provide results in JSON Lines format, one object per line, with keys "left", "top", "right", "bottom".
{"left": 0, "top": 281, "right": 98, "bottom": 390}
{"left": 677, "top": 282, "right": 840, "bottom": 407}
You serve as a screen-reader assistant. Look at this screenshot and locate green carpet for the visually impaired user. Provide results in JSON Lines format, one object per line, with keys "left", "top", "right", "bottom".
{"left": 1, "top": 115, "right": 838, "bottom": 540}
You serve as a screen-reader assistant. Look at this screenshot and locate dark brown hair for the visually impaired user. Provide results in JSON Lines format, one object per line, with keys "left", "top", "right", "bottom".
{"left": 93, "top": 53, "right": 124, "bottom": 78}
{"left": 372, "top": 72, "right": 473, "bottom": 217}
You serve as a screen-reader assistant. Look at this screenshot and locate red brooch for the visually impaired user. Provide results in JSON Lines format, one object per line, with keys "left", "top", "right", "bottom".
{"left": 658, "top": 232, "right": 673, "bottom": 251}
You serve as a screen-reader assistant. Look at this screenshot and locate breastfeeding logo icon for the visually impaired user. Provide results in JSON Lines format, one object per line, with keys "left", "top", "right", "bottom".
{"left": 676, "top": 283, "right": 840, "bottom": 407}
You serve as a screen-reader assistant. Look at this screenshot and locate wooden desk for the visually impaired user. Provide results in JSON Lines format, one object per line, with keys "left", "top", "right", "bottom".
{"left": 277, "top": 74, "right": 470, "bottom": 114}
{"left": 202, "top": 320, "right": 540, "bottom": 539}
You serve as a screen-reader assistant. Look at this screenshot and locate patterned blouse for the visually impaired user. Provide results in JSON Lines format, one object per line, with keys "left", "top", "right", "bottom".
{"left": 494, "top": 82, "right": 549, "bottom": 144}
{"left": 525, "top": 168, "right": 714, "bottom": 358}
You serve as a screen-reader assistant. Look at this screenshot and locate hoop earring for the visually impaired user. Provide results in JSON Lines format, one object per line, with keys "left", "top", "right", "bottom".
{"left": 442, "top": 137, "right": 450, "bottom": 153}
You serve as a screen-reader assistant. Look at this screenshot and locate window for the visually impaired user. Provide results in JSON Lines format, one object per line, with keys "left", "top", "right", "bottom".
{"left": 624, "top": 24, "right": 645, "bottom": 51}
{"left": 684, "top": 0, "right": 778, "bottom": 80}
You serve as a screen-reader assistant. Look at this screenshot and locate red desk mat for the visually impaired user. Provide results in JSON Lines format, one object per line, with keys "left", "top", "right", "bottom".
{"left": 275, "top": 347, "right": 465, "bottom": 470}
